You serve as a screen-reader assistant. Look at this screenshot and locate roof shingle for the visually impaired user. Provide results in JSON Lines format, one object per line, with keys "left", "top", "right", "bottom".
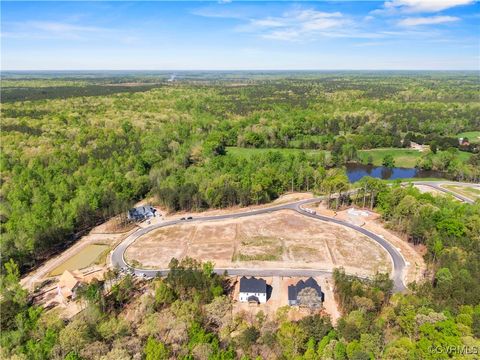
{"left": 239, "top": 276, "right": 267, "bottom": 293}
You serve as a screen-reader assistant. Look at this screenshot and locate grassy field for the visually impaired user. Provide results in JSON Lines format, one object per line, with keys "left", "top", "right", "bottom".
{"left": 226, "top": 146, "right": 319, "bottom": 157}
{"left": 457, "top": 151, "right": 474, "bottom": 161}
{"left": 443, "top": 185, "right": 480, "bottom": 199}
{"left": 228, "top": 146, "right": 423, "bottom": 168}
{"left": 357, "top": 148, "right": 422, "bottom": 167}
{"left": 233, "top": 236, "right": 285, "bottom": 262}
{"left": 457, "top": 131, "right": 480, "bottom": 143}
{"left": 383, "top": 177, "right": 446, "bottom": 184}
{"left": 227, "top": 146, "right": 471, "bottom": 169}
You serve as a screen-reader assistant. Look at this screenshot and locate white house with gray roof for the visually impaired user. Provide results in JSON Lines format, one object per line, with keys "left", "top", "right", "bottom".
{"left": 127, "top": 205, "right": 157, "bottom": 221}
{"left": 239, "top": 276, "right": 267, "bottom": 304}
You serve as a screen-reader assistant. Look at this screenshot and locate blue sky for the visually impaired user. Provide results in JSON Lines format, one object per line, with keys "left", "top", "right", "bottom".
{"left": 1, "top": 1, "right": 479, "bottom": 70}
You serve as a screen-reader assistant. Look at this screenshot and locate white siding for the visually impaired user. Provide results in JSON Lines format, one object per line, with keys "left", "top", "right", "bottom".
{"left": 239, "top": 292, "right": 267, "bottom": 303}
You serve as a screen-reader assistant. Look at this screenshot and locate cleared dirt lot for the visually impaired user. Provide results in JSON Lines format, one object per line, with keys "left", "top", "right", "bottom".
{"left": 305, "top": 202, "right": 426, "bottom": 284}
{"left": 125, "top": 210, "right": 391, "bottom": 277}
{"left": 231, "top": 275, "right": 340, "bottom": 324}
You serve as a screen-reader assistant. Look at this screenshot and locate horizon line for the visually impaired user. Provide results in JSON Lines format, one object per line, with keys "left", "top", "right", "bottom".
{"left": 2, "top": 69, "right": 479, "bottom": 72}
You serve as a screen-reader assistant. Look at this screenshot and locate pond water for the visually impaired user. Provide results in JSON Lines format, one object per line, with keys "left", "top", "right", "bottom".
{"left": 345, "top": 163, "right": 444, "bottom": 182}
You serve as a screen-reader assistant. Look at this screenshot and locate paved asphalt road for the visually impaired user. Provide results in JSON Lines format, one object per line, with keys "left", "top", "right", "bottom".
{"left": 413, "top": 181, "right": 477, "bottom": 204}
{"left": 111, "top": 181, "right": 478, "bottom": 293}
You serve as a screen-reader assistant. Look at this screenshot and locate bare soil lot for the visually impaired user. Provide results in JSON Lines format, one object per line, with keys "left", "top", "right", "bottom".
{"left": 125, "top": 210, "right": 391, "bottom": 277}
{"left": 231, "top": 275, "right": 340, "bottom": 324}
{"left": 306, "top": 202, "right": 426, "bottom": 284}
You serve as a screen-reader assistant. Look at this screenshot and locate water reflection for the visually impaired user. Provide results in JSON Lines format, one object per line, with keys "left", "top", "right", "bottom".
{"left": 345, "top": 163, "right": 443, "bottom": 182}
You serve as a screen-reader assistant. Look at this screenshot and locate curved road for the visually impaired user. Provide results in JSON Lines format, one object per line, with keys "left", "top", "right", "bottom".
{"left": 412, "top": 181, "right": 477, "bottom": 204}
{"left": 110, "top": 181, "right": 478, "bottom": 293}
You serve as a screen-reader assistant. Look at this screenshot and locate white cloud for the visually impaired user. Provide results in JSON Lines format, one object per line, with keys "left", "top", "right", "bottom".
{"left": 192, "top": 3, "right": 472, "bottom": 42}
{"left": 191, "top": 6, "right": 247, "bottom": 19}
{"left": 252, "top": 19, "right": 285, "bottom": 28}
{"left": 2, "top": 20, "right": 141, "bottom": 45}
{"left": 195, "top": 6, "right": 389, "bottom": 41}
{"left": 399, "top": 15, "right": 460, "bottom": 25}
{"left": 263, "top": 29, "right": 301, "bottom": 41}
{"left": 28, "top": 21, "right": 106, "bottom": 34}
{"left": 239, "top": 9, "right": 347, "bottom": 41}
{"left": 354, "top": 41, "right": 389, "bottom": 47}
{"left": 381, "top": 0, "right": 474, "bottom": 13}
{"left": 2, "top": 21, "right": 111, "bottom": 40}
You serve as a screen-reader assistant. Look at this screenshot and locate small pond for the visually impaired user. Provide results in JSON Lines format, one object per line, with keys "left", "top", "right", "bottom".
{"left": 345, "top": 163, "right": 445, "bottom": 182}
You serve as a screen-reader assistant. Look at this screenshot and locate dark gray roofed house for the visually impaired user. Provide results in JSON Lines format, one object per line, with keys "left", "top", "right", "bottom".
{"left": 127, "top": 205, "right": 157, "bottom": 221}
{"left": 239, "top": 276, "right": 267, "bottom": 304}
{"left": 288, "top": 277, "right": 324, "bottom": 308}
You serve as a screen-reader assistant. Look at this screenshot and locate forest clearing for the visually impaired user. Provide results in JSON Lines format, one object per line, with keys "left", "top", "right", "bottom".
{"left": 125, "top": 210, "right": 391, "bottom": 277}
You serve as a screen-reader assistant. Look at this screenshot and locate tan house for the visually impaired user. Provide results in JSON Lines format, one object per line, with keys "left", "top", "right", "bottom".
{"left": 56, "top": 268, "right": 105, "bottom": 303}
{"left": 57, "top": 270, "right": 83, "bottom": 301}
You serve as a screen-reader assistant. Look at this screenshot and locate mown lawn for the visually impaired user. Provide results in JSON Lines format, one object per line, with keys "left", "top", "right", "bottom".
{"left": 227, "top": 146, "right": 472, "bottom": 169}
{"left": 383, "top": 177, "right": 447, "bottom": 183}
{"left": 357, "top": 148, "right": 423, "bottom": 167}
{"left": 457, "top": 131, "right": 480, "bottom": 143}
{"left": 458, "top": 151, "right": 473, "bottom": 161}
{"left": 226, "top": 146, "right": 319, "bottom": 157}
{"left": 443, "top": 185, "right": 480, "bottom": 199}
{"left": 227, "top": 147, "right": 424, "bottom": 168}
{"left": 355, "top": 148, "right": 471, "bottom": 168}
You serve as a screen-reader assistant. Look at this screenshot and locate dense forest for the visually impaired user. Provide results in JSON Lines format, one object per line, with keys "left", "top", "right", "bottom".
{"left": 1, "top": 72, "right": 479, "bottom": 359}
{"left": 1, "top": 72, "right": 479, "bottom": 272}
